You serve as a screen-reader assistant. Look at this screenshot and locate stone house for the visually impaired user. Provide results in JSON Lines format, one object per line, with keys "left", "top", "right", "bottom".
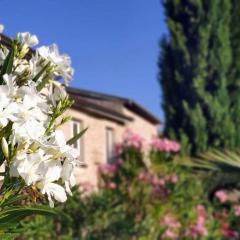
{"left": 61, "top": 87, "right": 160, "bottom": 188}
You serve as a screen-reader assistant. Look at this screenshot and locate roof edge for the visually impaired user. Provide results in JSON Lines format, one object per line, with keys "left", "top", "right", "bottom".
{"left": 67, "top": 87, "right": 160, "bottom": 125}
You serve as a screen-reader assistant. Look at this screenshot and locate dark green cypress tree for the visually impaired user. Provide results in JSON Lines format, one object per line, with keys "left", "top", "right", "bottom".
{"left": 159, "top": 0, "right": 235, "bottom": 155}
{"left": 229, "top": 0, "right": 240, "bottom": 147}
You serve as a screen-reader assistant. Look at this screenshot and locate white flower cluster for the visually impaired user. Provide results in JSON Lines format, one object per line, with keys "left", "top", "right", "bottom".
{"left": 0, "top": 24, "right": 4, "bottom": 34}
{"left": 0, "top": 25, "right": 78, "bottom": 207}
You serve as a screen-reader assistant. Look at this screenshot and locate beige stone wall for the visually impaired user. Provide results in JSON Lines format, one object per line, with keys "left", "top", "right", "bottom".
{"left": 60, "top": 108, "right": 125, "bottom": 189}
{"left": 60, "top": 107, "right": 159, "bottom": 189}
{"left": 123, "top": 108, "right": 159, "bottom": 143}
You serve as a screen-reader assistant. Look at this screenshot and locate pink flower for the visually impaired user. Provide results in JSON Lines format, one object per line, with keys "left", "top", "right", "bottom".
{"left": 221, "top": 223, "right": 239, "bottom": 239}
{"left": 157, "top": 178, "right": 166, "bottom": 186}
{"left": 107, "top": 182, "right": 117, "bottom": 190}
{"left": 215, "top": 190, "right": 228, "bottom": 203}
{"left": 116, "top": 158, "right": 124, "bottom": 167}
{"left": 161, "top": 214, "right": 181, "bottom": 240}
{"left": 98, "top": 163, "right": 118, "bottom": 176}
{"left": 165, "top": 174, "right": 178, "bottom": 184}
{"left": 185, "top": 205, "right": 208, "bottom": 239}
{"left": 196, "top": 204, "right": 206, "bottom": 225}
{"left": 138, "top": 171, "right": 153, "bottom": 183}
{"left": 152, "top": 186, "right": 167, "bottom": 198}
{"left": 138, "top": 171, "right": 146, "bottom": 181}
{"left": 161, "top": 214, "right": 181, "bottom": 229}
{"left": 114, "top": 130, "right": 145, "bottom": 155}
{"left": 151, "top": 138, "right": 180, "bottom": 153}
{"left": 80, "top": 181, "right": 94, "bottom": 193}
{"left": 185, "top": 224, "right": 208, "bottom": 239}
{"left": 114, "top": 143, "right": 124, "bottom": 156}
{"left": 233, "top": 205, "right": 240, "bottom": 216}
{"left": 162, "top": 229, "right": 178, "bottom": 240}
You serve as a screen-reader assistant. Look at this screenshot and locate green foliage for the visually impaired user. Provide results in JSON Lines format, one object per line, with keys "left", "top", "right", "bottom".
{"left": 189, "top": 150, "right": 240, "bottom": 192}
{"left": 0, "top": 30, "right": 79, "bottom": 238}
{"left": 192, "top": 150, "right": 240, "bottom": 172}
{"left": 0, "top": 42, "right": 15, "bottom": 84}
{"left": 0, "top": 206, "right": 56, "bottom": 229}
{"left": 67, "top": 127, "right": 88, "bottom": 145}
{"left": 159, "top": 0, "right": 239, "bottom": 155}
{"left": 228, "top": 0, "right": 240, "bottom": 148}
{"left": 19, "top": 146, "right": 229, "bottom": 239}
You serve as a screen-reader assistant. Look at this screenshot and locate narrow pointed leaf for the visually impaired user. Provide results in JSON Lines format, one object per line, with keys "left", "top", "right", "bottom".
{"left": 0, "top": 206, "right": 57, "bottom": 229}
{"left": 32, "top": 61, "right": 50, "bottom": 82}
{"left": 67, "top": 127, "right": 88, "bottom": 145}
{"left": 0, "top": 45, "right": 15, "bottom": 84}
{"left": 36, "top": 75, "right": 50, "bottom": 91}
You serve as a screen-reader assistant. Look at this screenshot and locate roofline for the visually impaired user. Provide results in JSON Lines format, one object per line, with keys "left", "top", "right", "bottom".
{"left": 67, "top": 89, "right": 133, "bottom": 124}
{"left": 124, "top": 101, "right": 160, "bottom": 125}
{"left": 67, "top": 87, "right": 129, "bottom": 103}
{"left": 71, "top": 104, "right": 130, "bottom": 125}
{"left": 67, "top": 87, "right": 160, "bottom": 125}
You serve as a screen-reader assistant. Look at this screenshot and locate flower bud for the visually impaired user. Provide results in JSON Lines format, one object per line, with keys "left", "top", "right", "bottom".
{"left": 1, "top": 137, "right": 9, "bottom": 160}
{"left": 61, "top": 116, "right": 71, "bottom": 125}
{"left": 56, "top": 101, "right": 62, "bottom": 114}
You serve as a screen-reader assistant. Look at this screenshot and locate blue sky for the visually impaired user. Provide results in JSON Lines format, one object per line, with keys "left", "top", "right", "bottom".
{"left": 1, "top": 0, "right": 167, "bottom": 121}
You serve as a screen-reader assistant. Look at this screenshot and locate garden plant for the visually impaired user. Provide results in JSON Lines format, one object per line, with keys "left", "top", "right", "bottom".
{"left": 0, "top": 24, "right": 83, "bottom": 238}
{"left": 18, "top": 131, "right": 240, "bottom": 239}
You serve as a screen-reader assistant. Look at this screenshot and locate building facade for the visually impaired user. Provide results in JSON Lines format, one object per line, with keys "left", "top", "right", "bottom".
{"left": 60, "top": 87, "right": 160, "bottom": 188}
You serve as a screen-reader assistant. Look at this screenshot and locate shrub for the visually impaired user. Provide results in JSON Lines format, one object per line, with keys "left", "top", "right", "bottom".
{"left": 21, "top": 132, "right": 240, "bottom": 239}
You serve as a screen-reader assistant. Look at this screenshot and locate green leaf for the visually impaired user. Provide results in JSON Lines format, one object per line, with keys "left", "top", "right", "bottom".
{"left": 36, "top": 75, "right": 50, "bottom": 91}
{"left": 0, "top": 45, "right": 15, "bottom": 84}
{"left": 0, "top": 151, "right": 4, "bottom": 167}
{"left": 0, "top": 122, "right": 13, "bottom": 140}
{"left": 0, "top": 122, "right": 13, "bottom": 167}
{"left": 32, "top": 61, "right": 51, "bottom": 82}
{"left": 189, "top": 150, "right": 240, "bottom": 173}
{"left": 67, "top": 127, "right": 88, "bottom": 145}
{"left": 0, "top": 206, "right": 57, "bottom": 229}
{"left": 0, "top": 195, "right": 24, "bottom": 208}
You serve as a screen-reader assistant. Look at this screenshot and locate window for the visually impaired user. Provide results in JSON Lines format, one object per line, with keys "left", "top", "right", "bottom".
{"left": 106, "top": 128, "right": 114, "bottom": 163}
{"left": 71, "top": 120, "right": 82, "bottom": 155}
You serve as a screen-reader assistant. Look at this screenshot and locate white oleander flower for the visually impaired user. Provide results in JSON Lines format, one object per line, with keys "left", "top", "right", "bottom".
{"left": 10, "top": 152, "right": 47, "bottom": 185}
{"left": 15, "top": 95, "right": 47, "bottom": 121}
{"left": 38, "top": 181, "right": 67, "bottom": 208}
{"left": 40, "top": 130, "right": 78, "bottom": 160}
{"left": 19, "top": 32, "right": 39, "bottom": 47}
{"left": 28, "top": 54, "right": 44, "bottom": 79}
{"left": 13, "top": 119, "right": 46, "bottom": 144}
{"left": 0, "top": 103, "right": 18, "bottom": 128}
{"left": 49, "top": 82, "right": 67, "bottom": 106}
{"left": 0, "top": 25, "right": 78, "bottom": 207}
{"left": 0, "top": 24, "right": 4, "bottom": 33}
{"left": 61, "top": 161, "right": 76, "bottom": 195}
{"left": 17, "top": 84, "right": 45, "bottom": 106}
{"left": 0, "top": 48, "right": 9, "bottom": 66}
{"left": 0, "top": 93, "right": 12, "bottom": 112}
{"left": 37, "top": 161, "right": 67, "bottom": 207}
{"left": 0, "top": 74, "right": 18, "bottom": 104}
{"left": 37, "top": 44, "right": 74, "bottom": 85}
{"left": 10, "top": 95, "right": 47, "bottom": 143}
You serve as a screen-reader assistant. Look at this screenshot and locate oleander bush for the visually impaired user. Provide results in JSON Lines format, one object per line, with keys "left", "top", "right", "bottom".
{"left": 0, "top": 24, "right": 84, "bottom": 238}
{"left": 19, "top": 131, "right": 240, "bottom": 240}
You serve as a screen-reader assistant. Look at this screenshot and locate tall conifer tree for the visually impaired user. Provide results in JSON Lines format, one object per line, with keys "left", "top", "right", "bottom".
{"left": 229, "top": 0, "right": 240, "bottom": 147}
{"left": 159, "top": 0, "right": 235, "bottom": 155}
